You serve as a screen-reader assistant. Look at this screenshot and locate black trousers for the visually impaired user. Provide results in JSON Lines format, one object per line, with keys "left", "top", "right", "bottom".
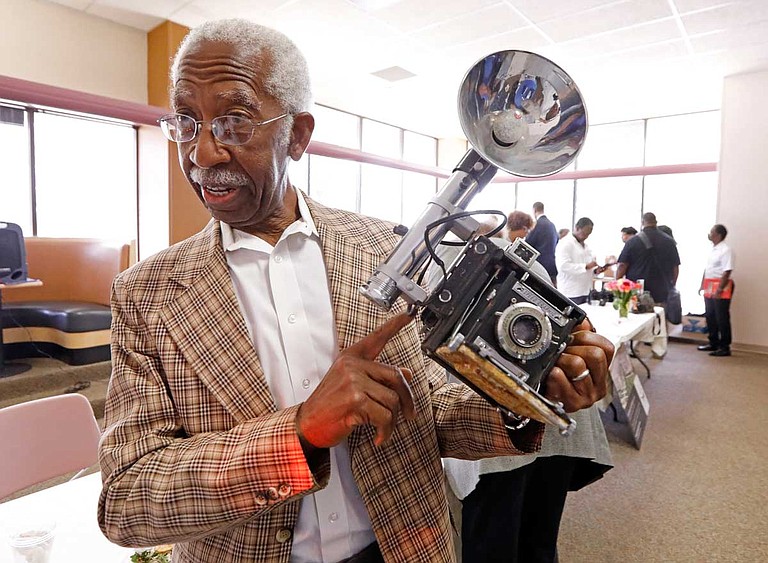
{"left": 704, "top": 297, "right": 732, "bottom": 350}
{"left": 461, "top": 456, "right": 577, "bottom": 563}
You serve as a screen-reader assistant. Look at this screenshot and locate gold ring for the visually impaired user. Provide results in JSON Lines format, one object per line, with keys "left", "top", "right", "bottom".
{"left": 572, "top": 369, "right": 590, "bottom": 382}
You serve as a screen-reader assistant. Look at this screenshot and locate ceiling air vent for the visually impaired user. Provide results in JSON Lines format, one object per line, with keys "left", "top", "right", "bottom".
{"left": 371, "top": 66, "right": 416, "bottom": 82}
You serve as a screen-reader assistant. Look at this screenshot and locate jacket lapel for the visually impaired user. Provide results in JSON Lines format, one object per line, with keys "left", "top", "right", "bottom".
{"left": 159, "top": 222, "right": 276, "bottom": 423}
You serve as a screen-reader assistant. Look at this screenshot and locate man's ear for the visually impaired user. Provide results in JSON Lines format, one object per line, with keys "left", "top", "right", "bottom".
{"left": 288, "top": 112, "right": 315, "bottom": 161}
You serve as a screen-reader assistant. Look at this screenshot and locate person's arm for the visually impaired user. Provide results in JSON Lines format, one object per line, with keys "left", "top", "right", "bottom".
{"left": 99, "top": 277, "right": 330, "bottom": 548}
{"left": 672, "top": 264, "right": 679, "bottom": 285}
{"left": 616, "top": 262, "right": 628, "bottom": 279}
{"left": 715, "top": 270, "right": 732, "bottom": 298}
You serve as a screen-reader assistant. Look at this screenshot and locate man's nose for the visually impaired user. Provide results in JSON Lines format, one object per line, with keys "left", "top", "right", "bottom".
{"left": 189, "top": 125, "right": 231, "bottom": 168}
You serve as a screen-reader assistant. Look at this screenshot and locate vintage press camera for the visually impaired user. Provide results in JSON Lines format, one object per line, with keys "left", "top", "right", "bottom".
{"left": 420, "top": 235, "right": 585, "bottom": 433}
{"left": 360, "top": 51, "right": 588, "bottom": 435}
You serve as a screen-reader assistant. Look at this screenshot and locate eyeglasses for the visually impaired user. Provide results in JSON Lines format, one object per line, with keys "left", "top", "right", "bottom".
{"left": 157, "top": 113, "right": 289, "bottom": 146}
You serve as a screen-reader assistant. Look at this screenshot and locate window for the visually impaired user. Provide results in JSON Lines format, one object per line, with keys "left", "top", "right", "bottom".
{"left": 33, "top": 112, "right": 137, "bottom": 240}
{"left": 576, "top": 120, "right": 645, "bottom": 170}
{"left": 0, "top": 105, "right": 32, "bottom": 234}
{"left": 308, "top": 156, "right": 359, "bottom": 212}
{"left": 517, "top": 180, "right": 575, "bottom": 234}
{"left": 645, "top": 112, "right": 720, "bottom": 165}
{"left": 644, "top": 172, "right": 718, "bottom": 314}
{"left": 575, "top": 176, "right": 643, "bottom": 266}
{"left": 312, "top": 105, "right": 360, "bottom": 149}
{"left": 360, "top": 164, "right": 402, "bottom": 222}
{"left": 362, "top": 119, "right": 401, "bottom": 158}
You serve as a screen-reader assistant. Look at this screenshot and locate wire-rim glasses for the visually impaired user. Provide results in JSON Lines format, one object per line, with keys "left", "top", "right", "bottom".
{"left": 158, "top": 113, "right": 289, "bottom": 146}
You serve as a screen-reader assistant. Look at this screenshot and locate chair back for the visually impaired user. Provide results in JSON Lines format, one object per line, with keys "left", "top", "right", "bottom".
{"left": 0, "top": 221, "right": 28, "bottom": 284}
{"left": 0, "top": 393, "right": 102, "bottom": 500}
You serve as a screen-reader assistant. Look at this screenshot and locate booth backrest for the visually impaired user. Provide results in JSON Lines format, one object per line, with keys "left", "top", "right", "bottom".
{"left": 3, "top": 237, "right": 134, "bottom": 306}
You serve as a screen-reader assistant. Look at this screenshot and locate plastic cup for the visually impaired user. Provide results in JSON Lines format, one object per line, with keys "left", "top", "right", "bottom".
{"left": 6, "top": 519, "right": 56, "bottom": 563}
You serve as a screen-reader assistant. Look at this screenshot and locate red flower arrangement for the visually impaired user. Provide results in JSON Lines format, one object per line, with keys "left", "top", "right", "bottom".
{"left": 605, "top": 278, "right": 643, "bottom": 318}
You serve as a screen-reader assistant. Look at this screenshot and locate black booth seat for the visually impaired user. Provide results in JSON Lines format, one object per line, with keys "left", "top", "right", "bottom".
{"left": 1, "top": 300, "right": 112, "bottom": 365}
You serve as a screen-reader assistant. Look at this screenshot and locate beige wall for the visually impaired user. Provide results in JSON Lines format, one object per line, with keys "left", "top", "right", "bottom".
{"left": 0, "top": 0, "right": 146, "bottom": 104}
{"left": 719, "top": 69, "right": 768, "bottom": 352}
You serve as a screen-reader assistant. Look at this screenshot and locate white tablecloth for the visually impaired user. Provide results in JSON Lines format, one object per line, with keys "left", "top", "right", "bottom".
{"left": 582, "top": 304, "right": 667, "bottom": 357}
{"left": 0, "top": 473, "right": 132, "bottom": 562}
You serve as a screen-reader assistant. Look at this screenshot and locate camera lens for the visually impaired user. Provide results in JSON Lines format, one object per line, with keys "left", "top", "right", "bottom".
{"left": 509, "top": 315, "right": 542, "bottom": 346}
{"left": 495, "top": 302, "right": 553, "bottom": 360}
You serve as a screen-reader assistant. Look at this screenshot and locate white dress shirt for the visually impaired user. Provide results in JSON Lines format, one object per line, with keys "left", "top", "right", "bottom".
{"left": 555, "top": 234, "right": 596, "bottom": 299}
{"left": 704, "top": 241, "right": 734, "bottom": 279}
{"left": 221, "top": 188, "right": 376, "bottom": 562}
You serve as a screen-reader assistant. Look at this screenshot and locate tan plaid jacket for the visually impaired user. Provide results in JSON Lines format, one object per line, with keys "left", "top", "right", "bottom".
{"left": 98, "top": 196, "right": 542, "bottom": 562}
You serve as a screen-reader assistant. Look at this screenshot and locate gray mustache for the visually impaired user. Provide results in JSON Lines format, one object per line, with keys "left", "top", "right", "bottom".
{"left": 190, "top": 168, "right": 249, "bottom": 186}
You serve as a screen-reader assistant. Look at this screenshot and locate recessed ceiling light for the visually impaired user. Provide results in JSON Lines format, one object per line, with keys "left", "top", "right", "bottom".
{"left": 371, "top": 66, "right": 417, "bottom": 82}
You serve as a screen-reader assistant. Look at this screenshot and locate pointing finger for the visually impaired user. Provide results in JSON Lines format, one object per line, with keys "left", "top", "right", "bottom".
{"left": 343, "top": 313, "right": 414, "bottom": 361}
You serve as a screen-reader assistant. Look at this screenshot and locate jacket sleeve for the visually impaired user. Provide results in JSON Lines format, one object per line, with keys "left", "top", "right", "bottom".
{"left": 98, "top": 276, "right": 330, "bottom": 547}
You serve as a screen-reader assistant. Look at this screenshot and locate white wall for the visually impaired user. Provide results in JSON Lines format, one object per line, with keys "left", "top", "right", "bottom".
{"left": 718, "top": 69, "right": 768, "bottom": 351}
{"left": 0, "top": 0, "right": 147, "bottom": 104}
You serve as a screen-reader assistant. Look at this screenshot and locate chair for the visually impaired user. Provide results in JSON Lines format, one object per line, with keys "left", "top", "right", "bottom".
{"left": 0, "top": 221, "right": 28, "bottom": 284}
{"left": 0, "top": 393, "right": 102, "bottom": 500}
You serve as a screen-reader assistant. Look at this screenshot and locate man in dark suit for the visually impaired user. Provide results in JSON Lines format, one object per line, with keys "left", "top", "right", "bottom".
{"left": 526, "top": 202, "right": 559, "bottom": 286}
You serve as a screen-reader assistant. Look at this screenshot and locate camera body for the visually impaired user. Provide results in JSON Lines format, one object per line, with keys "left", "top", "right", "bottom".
{"left": 588, "top": 288, "right": 614, "bottom": 306}
{"left": 420, "top": 237, "right": 586, "bottom": 430}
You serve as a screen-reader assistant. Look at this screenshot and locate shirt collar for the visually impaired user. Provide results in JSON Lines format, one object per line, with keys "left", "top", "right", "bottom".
{"left": 221, "top": 186, "right": 318, "bottom": 253}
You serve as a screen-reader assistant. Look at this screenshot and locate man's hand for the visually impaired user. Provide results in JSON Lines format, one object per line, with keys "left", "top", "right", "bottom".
{"left": 544, "top": 320, "right": 614, "bottom": 412}
{"left": 296, "top": 314, "right": 417, "bottom": 449}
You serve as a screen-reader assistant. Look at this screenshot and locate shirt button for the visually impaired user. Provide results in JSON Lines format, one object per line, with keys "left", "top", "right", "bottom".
{"left": 274, "top": 255, "right": 283, "bottom": 263}
{"left": 328, "top": 512, "right": 339, "bottom": 523}
{"left": 302, "top": 378, "right": 310, "bottom": 389}
{"left": 276, "top": 528, "right": 292, "bottom": 543}
{"left": 288, "top": 313, "right": 297, "bottom": 324}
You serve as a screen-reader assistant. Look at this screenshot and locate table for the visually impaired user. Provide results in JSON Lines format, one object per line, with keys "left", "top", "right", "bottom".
{"left": 581, "top": 304, "right": 666, "bottom": 448}
{"left": 0, "top": 279, "right": 43, "bottom": 378}
{"left": 0, "top": 473, "right": 133, "bottom": 561}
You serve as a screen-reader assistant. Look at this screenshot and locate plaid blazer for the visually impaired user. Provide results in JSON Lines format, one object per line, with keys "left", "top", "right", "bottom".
{"left": 98, "top": 196, "right": 542, "bottom": 562}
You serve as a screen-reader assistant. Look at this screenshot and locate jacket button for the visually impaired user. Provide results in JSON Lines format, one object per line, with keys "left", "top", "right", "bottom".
{"left": 267, "top": 486, "right": 279, "bottom": 501}
{"left": 278, "top": 483, "right": 292, "bottom": 498}
{"left": 276, "top": 528, "right": 292, "bottom": 543}
{"left": 255, "top": 493, "right": 268, "bottom": 506}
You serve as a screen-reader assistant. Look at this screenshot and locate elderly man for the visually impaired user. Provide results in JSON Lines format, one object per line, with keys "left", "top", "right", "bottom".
{"left": 97, "top": 19, "right": 612, "bottom": 563}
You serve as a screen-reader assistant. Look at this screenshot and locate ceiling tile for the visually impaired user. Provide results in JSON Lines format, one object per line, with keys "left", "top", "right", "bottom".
{"left": 413, "top": 3, "right": 529, "bottom": 49}
{"left": 442, "top": 26, "right": 552, "bottom": 73}
{"left": 538, "top": 0, "right": 672, "bottom": 43}
{"left": 689, "top": 20, "right": 768, "bottom": 52}
{"left": 511, "top": 0, "right": 620, "bottom": 23}
{"left": 559, "top": 18, "right": 681, "bottom": 58}
{"left": 682, "top": 0, "right": 768, "bottom": 35}
{"left": 673, "top": 0, "right": 735, "bottom": 14}
{"left": 370, "top": 0, "right": 498, "bottom": 34}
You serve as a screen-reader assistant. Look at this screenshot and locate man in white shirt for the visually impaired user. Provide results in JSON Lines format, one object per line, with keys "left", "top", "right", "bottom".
{"left": 555, "top": 217, "right": 604, "bottom": 304}
{"left": 698, "top": 224, "right": 735, "bottom": 357}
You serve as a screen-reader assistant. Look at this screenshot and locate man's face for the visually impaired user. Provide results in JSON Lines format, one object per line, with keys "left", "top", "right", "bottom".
{"left": 575, "top": 224, "right": 593, "bottom": 242}
{"left": 171, "top": 40, "right": 302, "bottom": 234}
{"left": 708, "top": 227, "right": 718, "bottom": 243}
{"left": 621, "top": 232, "right": 632, "bottom": 243}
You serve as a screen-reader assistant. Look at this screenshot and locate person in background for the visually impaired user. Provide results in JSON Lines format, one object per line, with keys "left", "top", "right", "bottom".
{"left": 621, "top": 226, "right": 637, "bottom": 243}
{"left": 526, "top": 202, "right": 559, "bottom": 286}
{"left": 616, "top": 212, "right": 680, "bottom": 304}
{"left": 658, "top": 225, "right": 674, "bottom": 239}
{"left": 97, "top": 19, "right": 613, "bottom": 563}
{"left": 445, "top": 211, "right": 613, "bottom": 563}
{"left": 507, "top": 209, "right": 535, "bottom": 241}
{"left": 555, "top": 217, "right": 605, "bottom": 304}
{"left": 698, "top": 224, "right": 734, "bottom": 357}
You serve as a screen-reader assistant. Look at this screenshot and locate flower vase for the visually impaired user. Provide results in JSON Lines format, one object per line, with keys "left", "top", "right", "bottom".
{"left": 618, "top": 302, "right": 629, "bottom": 320}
